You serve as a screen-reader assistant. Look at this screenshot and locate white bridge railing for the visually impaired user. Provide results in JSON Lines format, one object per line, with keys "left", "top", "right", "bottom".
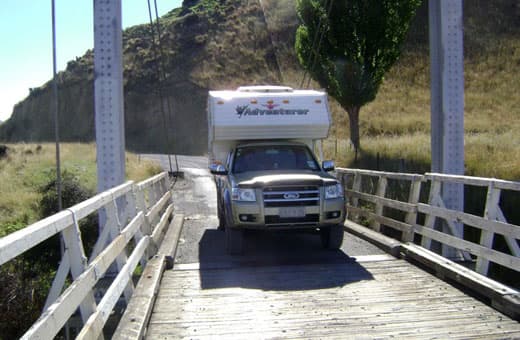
{"left": 337, "top": 168, "right": 520, "bottom": 278}
{"left": 0, "top": 172, "right": 173, "bottom": 339}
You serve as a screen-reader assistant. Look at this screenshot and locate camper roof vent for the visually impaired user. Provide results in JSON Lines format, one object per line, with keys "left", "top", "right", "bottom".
{"left": 237, "top": 85, "right": 294, "bottom": 93}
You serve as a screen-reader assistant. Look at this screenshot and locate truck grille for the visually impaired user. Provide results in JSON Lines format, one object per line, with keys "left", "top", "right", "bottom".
{"left": 265, "top": 214, "right": 319, "bottom": 225}
{"left": 263, "top": 186, "right": 320, "bottom": 208}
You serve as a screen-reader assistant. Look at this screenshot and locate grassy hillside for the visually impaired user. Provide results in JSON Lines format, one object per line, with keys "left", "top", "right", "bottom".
{"left": 0, "top": 143, "right": 161, "bottom": 233}
{"left": 322, "top": 34, "right": 520, "bottom": 180}
{"left": 301, "top": 1, "right": 519, "bottom": 180}
{"left": 0, "top": 0, "right": 281, "bottom": 155}
{"left": 0, "top": 0, "right": 518, "bottom": 180}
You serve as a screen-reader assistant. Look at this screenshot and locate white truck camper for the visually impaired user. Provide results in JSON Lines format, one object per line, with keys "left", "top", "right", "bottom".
{"left": 208, "top": 86, "right": 345, "bottom": 254}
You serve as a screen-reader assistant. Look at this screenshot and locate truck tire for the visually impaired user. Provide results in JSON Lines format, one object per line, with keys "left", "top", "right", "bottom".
{"left": 321, "top": 224, "right": 344, "bottom": 250}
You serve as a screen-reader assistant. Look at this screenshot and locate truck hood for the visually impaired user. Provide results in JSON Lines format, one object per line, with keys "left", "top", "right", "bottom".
{"left": 232, "top": 170, "right": 338, "bottom": 188}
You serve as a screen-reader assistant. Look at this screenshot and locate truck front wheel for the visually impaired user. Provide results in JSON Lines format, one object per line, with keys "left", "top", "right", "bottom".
{"left": 217, "top": 197, "right": 225, "bottom": 230}
{"left": 224, "top": 202, "right": 243, "bottom": 254}
{"left": 320, "top": 224, "right": 344, "bottom": 250}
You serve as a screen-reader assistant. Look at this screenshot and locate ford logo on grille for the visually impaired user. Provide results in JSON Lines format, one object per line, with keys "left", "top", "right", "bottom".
{"left": 283, "top": 193, "right": 299, "bottom": 199}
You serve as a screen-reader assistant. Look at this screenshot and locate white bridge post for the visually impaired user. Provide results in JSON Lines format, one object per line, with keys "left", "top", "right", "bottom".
{"left": 94, "top": 0, "right": 126, "bottom": 245}
{"left": 429, "top": 0, "right": 465, "bottom": 259}
{"left": 94, "top": 0, "right": 125, "bottom": 196}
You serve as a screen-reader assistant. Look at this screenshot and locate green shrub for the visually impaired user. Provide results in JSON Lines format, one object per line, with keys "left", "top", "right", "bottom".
{"left": 0, "top": 171, "right": 97, "bottom": 338}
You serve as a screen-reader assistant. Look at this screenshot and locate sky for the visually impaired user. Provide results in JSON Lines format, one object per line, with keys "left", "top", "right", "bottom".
{"left": 0, "top": 0, "right": 183, "bottom": 122}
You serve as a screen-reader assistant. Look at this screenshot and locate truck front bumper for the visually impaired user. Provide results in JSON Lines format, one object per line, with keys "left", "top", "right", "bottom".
{"left": 229, "top": 197, "right": 345, "bottom": 230}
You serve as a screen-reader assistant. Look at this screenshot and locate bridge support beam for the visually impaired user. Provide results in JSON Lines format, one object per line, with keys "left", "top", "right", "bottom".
{"left": 94, "top": 0, "right": 125, "bottom": 195}
{"left": 429, "top": 0, "right": 465, "bottom": 258}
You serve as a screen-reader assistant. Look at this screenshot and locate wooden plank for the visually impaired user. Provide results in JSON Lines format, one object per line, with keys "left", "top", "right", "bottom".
{"left": 401, "top": 243, "right": 520, "bottom": 320}
{"left": 337, "top": 168, "right": 425, "bottom": 182}
{"left": 417, "top": 203, "right": 520, "bottom": 240}
{"left": 149, "top": 304, "right": 503, "bottom": 326}
{"left": 151, "top": 203, "right": 174, "bottom": 247}
{"left": 77, "top": 236, "right": 150, "bottom": 340}
{"left": 88, "top": 214, "right": 113, "bottom": 262}
{"left": 0, "top": 210, "right": 73, "bottom": 265}
{"left": 136, "top": 172, "right": 168, "bottom": 191}
{"left": 21, "top": 214, "right": 144, "bottom": 339}
{"left": 0, "top": 180, "right": 136, "bottom": 266}
{"left": 344, "top": 220, "right": 402, "bottom": 257}
{"left": 346, "top": 206, "right": 413, "bottom": 235}
{"left": 62, "top": 213, "right": 97, "bottom": 324}
{"left": 349, "top": 172, "right": 362, "bottom": 221}
{"left": 420, "top": 178, "right": 441, "bottom": 249}
{"left": 404, "top": 178, "right": 422, "bottom": 242}
{"left": 105, "top": 198, "right": 134, "bottom": 304}
{"left": 414, "top": 223, "right": 520, "bottom": 271}
{"left": 477, "top": 183, "right": 501, "bottom": 275}
{"left": 146, "top": 191, "right": 172, "bottom": 225}
{"left": 370, "top": 176, "right": 387, "bottom": 232}
{"left": 146, "top": 259, "right": 520, "bottom": 339}
{"left": 69, "top": 181, "right": 133, "bottom": 221}
{"left": 114, "top": 256, "right": 166, "bottom": 340}
{"left": 114, "top": 214, "right": 184, "bottom": 340}
{"left": 401, "top": 244, "right": 518, "bottom": 296}
{"left": 346, "top": 189, "right": 416, "bottom": 213}
{"left": 425, "top": 172, "right": 520, "bottom": 191}
{"left": 43, "top": 250, "right": 71, "bottom": 311}
{"left": 157, "top": 214, "right": 185, "bottom": 265}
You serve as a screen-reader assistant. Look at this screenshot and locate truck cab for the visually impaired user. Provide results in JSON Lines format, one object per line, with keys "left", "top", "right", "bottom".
{"left": 208, "top": 86, "right": 345, "bottom": 254}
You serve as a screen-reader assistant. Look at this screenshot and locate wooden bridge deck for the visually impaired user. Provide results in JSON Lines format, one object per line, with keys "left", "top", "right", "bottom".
{"left": 146, "top": 255, "right": 520, "bottom": 339}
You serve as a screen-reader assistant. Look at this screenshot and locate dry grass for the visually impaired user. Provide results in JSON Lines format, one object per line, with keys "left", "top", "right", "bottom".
{"left": 0, "top": 143, "right": 162, "bottom": 231}
{"left": 316, "top": 36, "right": 520, "bottom": 181}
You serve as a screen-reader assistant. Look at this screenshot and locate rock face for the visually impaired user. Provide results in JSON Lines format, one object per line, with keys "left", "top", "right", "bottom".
{"left": 0, "top": 0, "right": 298, "bottom": 155}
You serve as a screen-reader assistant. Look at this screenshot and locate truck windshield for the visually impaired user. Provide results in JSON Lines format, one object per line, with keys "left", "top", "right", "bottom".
{"left": 233, "top": 145, "right": 320, "bottom": 173}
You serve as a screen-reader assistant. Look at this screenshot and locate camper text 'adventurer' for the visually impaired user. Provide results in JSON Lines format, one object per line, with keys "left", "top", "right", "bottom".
{"left": 236, "top": 105, "right": 309, "bottom": 118}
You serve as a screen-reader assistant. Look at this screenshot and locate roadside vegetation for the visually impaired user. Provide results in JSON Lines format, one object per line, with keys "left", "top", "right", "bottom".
{"left": 0, "top": 143, "right": 161, "bottom": 233}
{"left": 0, "top": 143, "right": 161, "bottom": 338}
{"left": 257, "top": 0, "right": 520, "bottom": 180}
{"left": 321, "top": 34, "right": 520, "bottom": 181}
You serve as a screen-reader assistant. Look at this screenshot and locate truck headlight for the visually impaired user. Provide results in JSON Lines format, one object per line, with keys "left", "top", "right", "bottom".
{"left": 325, "top": 183, "right": 344, "bottom": 199}
{"left": 232, "top": 188, "right": 256, "bottom": 202}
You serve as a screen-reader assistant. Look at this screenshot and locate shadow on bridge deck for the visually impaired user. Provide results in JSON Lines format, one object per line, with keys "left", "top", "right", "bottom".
{"left": 194, "top": 229, "right": 374, "bottom": 291}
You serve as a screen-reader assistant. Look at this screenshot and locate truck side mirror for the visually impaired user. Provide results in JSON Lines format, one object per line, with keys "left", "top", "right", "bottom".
{"left": 209, "top": 163, "right": 228, "bottom": 175}
{"left": 322, "top": 160, "right": 335, "bottom": 172}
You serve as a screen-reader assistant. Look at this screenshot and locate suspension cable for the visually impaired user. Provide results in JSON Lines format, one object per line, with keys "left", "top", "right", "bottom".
{"left": 51, "top": 2, "right": 69, "bottom": 337}
{"left": 146, "top": 0, "right": 180, "bottom": 176}
{"left": 51, "top": 0, "right": 62, "bottom": 211}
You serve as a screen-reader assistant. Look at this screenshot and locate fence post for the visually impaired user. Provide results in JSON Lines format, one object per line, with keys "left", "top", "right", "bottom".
{"left": 421, "top": 178, "right": 441, "bottom": 250}
{"left": 62, "top": 211, "right": 97, "bottom": 323}
{"left": 370, "top": 176, "right": 387, "bottom": 232}
{"left": 135, "top": 186, "right": 150, "bottom": 235}
{"left": 105, "top": 198, "right": 134, "bottom": 303}
{"left": 350, "top": 172, "right": 362, "bottom": 222}
{"left": 404, "top": 177, "right": 422, "bottom": 242}
{"left": 149, "top": 182, "right": 157, "bottom": 208}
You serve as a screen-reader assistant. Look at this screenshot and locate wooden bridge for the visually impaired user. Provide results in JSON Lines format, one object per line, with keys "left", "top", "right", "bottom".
{"left": 1, "top": 157, "right": 519, "bottom": 339}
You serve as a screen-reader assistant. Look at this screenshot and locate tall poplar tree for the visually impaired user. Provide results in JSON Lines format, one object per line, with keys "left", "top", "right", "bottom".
{"left": 295, "top": 0, "right": 421, "bottom": 152}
